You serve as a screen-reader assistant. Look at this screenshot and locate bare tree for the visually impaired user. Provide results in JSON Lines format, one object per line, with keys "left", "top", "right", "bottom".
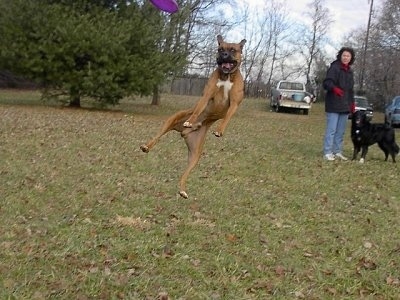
{"left": 153, "top": 0, "right": 235, "bottom": 104}
{"left": 241, "top": 0, "right": 293, "bottom": 96}
{"left": 264, "top": 1, "right": 292, "bottom": 90}
{"left": 365, "top": 0, "right": 400, "bottom": 107}
{"left": 242, "top": 2, "right": 277, "bottom": 96}
{"left": 298, "top": 0, "right": 332, "bottom": 93}
{"left": 340, "top": 0, "right": 400, "bottom": 109}
{"left": 376, "top": 0, "right": 400, "bottom": 51}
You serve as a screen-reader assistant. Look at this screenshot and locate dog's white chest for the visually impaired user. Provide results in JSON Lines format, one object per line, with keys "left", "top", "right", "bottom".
{"left": 216, "top": 79, "right": 233, "bottom": 100}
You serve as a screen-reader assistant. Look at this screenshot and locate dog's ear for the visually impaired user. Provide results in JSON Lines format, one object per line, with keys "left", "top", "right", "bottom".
{"left": 239, "top": 39, "right": 246, "bottom": 50}
{"left": 217, "top": 35, "right": 224, "bottom": 45}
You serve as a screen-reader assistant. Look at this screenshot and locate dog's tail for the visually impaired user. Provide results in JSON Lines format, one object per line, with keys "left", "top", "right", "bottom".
{"left": 391, "top": 130, "right": 400, "bottom": 155}
{"left": 394, "top": 143, "right": 400, "bottom": 155}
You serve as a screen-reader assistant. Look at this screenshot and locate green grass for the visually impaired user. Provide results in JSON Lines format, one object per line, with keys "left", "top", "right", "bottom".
{"left": 1, "top": 89, "right": 400, "bottom": 299}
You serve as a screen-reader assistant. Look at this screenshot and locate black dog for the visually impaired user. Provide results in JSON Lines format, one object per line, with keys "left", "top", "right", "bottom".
{"left": 351, "top": 110, "right": 399, "bottom": 163}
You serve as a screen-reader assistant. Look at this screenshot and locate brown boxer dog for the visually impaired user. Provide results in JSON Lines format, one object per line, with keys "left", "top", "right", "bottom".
{"left": 140, "top": 35, "right": 246, "bottom": 198}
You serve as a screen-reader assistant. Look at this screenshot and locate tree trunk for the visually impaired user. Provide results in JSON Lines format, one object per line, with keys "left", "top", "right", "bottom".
{"left": 151, "top": 85, "right": 160, "bottom": 105}
{"left": 69, "top": 93, "right": 81, "bottom": 107}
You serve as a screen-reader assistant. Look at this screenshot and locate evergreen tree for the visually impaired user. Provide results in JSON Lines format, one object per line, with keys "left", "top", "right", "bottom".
{"left": 0, "top": 0, "right": 182, "bottom": 107}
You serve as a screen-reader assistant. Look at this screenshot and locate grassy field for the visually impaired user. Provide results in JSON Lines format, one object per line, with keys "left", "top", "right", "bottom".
{"left": 1, "top": 89, "right": 400, "bottom": 299}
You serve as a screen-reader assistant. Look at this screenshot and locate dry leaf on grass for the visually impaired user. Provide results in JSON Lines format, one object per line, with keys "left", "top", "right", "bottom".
{"left": 325, "top": 287, "right": 337, "bottom": 295}
{"left": 157, "top": 292, "right": 169, "bottom": 300}
{"left": 294, "top": 290, "right": 305, "bottom": 298}
{"left": 249, "top": 280, "right": 275, "bottom": 294}
{"left": 363, "top": 241, "right": 373, "bottom": 249}
{"left": 274, "top": 265, "right": 286, "bottom": 277}
{"left": 226, "top": 233, "right": 239, "bottom": 243}
{"left": 115, "top": 215, "right": 151, "bottom": 230}
{"left": 162, "top": 245, "right": 174, "bottom": 258}
{"left": 356, "top": 256, "right": 377, "bottom": 272}
{"left": 190, "top": 218, "right": 216, "bottom": 228}
{"left": 386, "top": 276, "right": 400, "bottom": 286}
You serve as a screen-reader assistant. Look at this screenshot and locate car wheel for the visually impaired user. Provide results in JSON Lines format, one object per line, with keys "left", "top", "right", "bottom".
{"left": 386, "top": 115, "right": 393, "bottom": 127}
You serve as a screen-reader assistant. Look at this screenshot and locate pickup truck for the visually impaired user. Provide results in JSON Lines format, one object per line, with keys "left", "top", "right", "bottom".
{"left": 270, "top": 80, "right": 312, "bottom": 115}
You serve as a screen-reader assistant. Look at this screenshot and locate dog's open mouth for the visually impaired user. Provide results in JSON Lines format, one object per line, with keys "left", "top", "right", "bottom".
{"left": 219, "top": 61, "right": 237, "bottom": 73}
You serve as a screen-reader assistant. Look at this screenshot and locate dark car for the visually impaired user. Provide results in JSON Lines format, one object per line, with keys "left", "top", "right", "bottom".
{"left": 350, "top": 96, "right": 373, "bottom": 120}
{"left": 385, "top": 95, "right": 400, "bottom": 127}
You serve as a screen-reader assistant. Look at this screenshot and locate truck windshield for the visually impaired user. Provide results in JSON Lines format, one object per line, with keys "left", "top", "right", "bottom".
{"left": 279, "top": 82, "right": 304, "bottom": 90}
{"left": 355, "top": 97, "right": 369, "bottom": 108}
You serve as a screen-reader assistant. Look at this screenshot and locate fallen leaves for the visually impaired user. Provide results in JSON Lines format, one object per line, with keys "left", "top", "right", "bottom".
{"left": 157, "top": 292, "right": 169, "bottom": 300}
{"left": 386, "top": 276, "right": 400, "bottom": 286}
{"left": 363, "top": 241, "right": 373, "bottom": 249}
{"left": 114, "top": 215, "right": 151, "bottom": 231}
{"left": 225, "top": 233, "right": 239, "bottom": 243}
{"left": 274, "top": 265, "right": 286, "bottom": 277}
{"left": 356, "top": 256, "right": 377, "bottom": 272}
{"left": 248, "top": 280, "right": 275, "bottom": 294}
{"left": 161, "top": 245, "right": 174, "bottom": 258}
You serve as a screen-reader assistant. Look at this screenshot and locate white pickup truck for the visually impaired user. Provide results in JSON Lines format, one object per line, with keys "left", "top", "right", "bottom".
{"left": 270, "top": 80, "right": 312, "bottom": 115}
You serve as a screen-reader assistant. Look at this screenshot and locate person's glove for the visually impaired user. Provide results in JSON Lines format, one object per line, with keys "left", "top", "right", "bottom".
{"left": 332, "top": 86, "right": 344, "bottom": 97}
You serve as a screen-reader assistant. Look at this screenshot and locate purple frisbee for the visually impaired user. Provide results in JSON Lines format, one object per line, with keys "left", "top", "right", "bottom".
{"left": 149, "top": 0, "right": 179, "bottom": 13}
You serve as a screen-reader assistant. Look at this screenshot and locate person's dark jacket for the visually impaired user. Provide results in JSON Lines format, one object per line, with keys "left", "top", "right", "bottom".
{"left": 323, "top": 60, "right": 354, "bottom": 113}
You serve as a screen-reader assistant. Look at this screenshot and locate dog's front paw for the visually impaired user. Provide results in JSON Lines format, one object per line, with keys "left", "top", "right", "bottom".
{"left": 179, "top": 190, "right": 188, "bottom": 199}
{"left": 359, "top": 158, "right": 365, "bottom": 163}
{"left": 213, "top": 131, "right": 223, "bottom": 137}
{"left": 183, "top": 121, "right": 193, "bottom": 128}
{"left": 140, "top": 145, "right": 149, "bottom": 153}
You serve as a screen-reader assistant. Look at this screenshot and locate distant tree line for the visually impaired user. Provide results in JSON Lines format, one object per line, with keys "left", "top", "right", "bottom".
{"left": 349, "top": 0, "right": 400, "bottom": 109}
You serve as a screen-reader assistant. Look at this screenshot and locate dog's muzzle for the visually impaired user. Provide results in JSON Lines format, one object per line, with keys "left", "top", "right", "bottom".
{"left": 217, "top": 51, "right": 239, "bottom": 74}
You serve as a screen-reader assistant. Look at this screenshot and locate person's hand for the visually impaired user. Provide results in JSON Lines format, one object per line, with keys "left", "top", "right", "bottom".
{"left": 332, "top": 86, "right": 344, "bottom": 97}
{"left": 350, "top": 102, "right": 356, "bottom": 113}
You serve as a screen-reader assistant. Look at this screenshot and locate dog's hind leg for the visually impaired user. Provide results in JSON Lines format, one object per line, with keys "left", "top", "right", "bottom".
{"left": 393, "top": 142, "right": 400, "bottom": 162}
{"left": 378, "top": 141, "right": 398, "bottom": 162}
{"left": 140, "top": 110, "right": 191, "bottom": 153}
{"left": 388, "top": 146, "right": 397, "bottom": 163}
{"left": 389, "top": 141, "right": 399, "bottom": 162}
{"left": 378, "top": 142, "right": 390, "bottom": 161}
{"left": 179, "top": 125, "right": 210, "bottom": 199}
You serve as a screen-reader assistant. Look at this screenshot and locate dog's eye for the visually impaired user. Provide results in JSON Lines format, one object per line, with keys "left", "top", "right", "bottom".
{"left": 218, "top": 48, "right": 223, "bottom": 53}
{"left": 230, "top": 48, "right": 236, "bottom": 53}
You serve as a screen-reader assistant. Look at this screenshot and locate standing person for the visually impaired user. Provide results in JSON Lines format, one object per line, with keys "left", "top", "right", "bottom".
{"left": 322, "top": 47, "right": 356, "bottom": 161}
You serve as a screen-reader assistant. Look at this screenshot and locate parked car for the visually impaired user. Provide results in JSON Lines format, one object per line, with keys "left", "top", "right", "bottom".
{"left": 354, "top": 95, "right": 373, "bottom": 120}
{"left": 385, "top": 95, "right": 400, "bottom": 127}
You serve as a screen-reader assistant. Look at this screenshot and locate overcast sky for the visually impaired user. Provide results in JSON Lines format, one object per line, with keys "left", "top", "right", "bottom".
{"left": 240, "top": 0, "right": 380, "bottom": 56}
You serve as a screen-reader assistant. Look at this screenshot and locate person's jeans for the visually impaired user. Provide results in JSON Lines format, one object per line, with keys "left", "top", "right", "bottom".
{"left": 323, "top": 112, "right": 349, "bottom": 155}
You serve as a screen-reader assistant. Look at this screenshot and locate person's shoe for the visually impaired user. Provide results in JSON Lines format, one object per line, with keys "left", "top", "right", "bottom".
{"left": 323, "top": 153, "right": 335, "bottom": 161}
{"left": 334, "top": 153, "right": 348, "bottom": 161}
